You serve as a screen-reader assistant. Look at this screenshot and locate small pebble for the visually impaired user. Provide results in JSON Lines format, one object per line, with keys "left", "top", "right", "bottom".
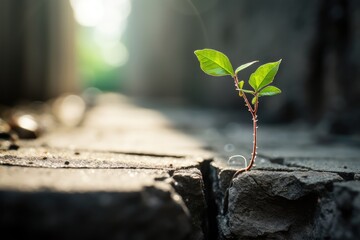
{"left": 8, "top": 143, "right": 19, "bottom": 150}
{"left": 0, "top": 132, "right": 12, "bottom": 140}
{"left": 11, "top": 114, "right": 39, "bottom": 139}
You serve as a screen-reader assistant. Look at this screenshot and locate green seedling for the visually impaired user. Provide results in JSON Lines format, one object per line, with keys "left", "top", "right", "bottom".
{"left": 194, "top": 48, "right": 282, "bottom": 178}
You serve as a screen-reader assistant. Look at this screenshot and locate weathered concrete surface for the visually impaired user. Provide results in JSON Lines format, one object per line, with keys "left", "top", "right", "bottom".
{"left": 283, "top": 157, "right": 360, "bottom": 176}
{"left": 0, "top": 165, "right": 169, "bottom": 192}
{"left": 330, "top": 181, "right": 360, "bottom": 240}
{"left": 210, "top": 151, "right": 360, "bottom": 239}
{"left": 0, "top": 166, "right": 191, "bottom": 240}
{"left": 225, "top": 171, "right": 341, "bottom": 239}
{"left": 0, "top": 147, "right": 202, "bottom": 170}
{"left": 0, "top": 95, "right": 212, "bottom": 240}
{"left": 0, "top": 150, "right": 208, "bottom": 240}
{"left": 2, "top": 94, "right": 360, "bottom": 239}
{"left": 198, "top": 117, "right": 360, "bottom": 239}
{"left": 29, "top": 94, "right": 212, "bottom": 158}
{"left": 176, "top": 110, "right": 360, "bottom": 238}
{"left": 172, "top": 168, "right": 207, "bottom": 240}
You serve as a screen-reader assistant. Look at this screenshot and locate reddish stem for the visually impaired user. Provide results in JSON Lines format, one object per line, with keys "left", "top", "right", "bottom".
{"left": 223, "top": 76, "right": 260, "bottom": 213}
{"left": 232, "top": 76, "right": 258, "bottom": 179}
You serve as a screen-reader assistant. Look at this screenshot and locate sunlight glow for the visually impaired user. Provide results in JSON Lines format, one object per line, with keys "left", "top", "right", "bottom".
{"left": 70, "top": 0, "right": 131, "bottom": 67}
{"left": 70, "top": 0, "right": 131, "bottom": 37}
{"left": 101, "top": 42, "right": 129, "bottom": 67}
{"left": 70, "top": 0, "right": 104, "bottom": 27}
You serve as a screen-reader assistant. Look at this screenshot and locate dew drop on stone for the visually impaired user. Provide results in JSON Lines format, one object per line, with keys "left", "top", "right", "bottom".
{"left": 224, "top": 144, "right": 235, "bottom": 152}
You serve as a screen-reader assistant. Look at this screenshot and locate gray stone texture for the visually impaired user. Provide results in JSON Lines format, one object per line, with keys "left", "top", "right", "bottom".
{"left": 0, "top": 147, "right": 202, "bottom": 170}
{"left": 211, "top": 156, "right": 360, "bottom": 239}
{"left": 2, "top": 94, "right": 360, "bottom": 239}
{"left": 224, "top": 171, "right": 341, "bottom": 239}
{"left": 0, "top": 166, "right": 192, "bottom": 240}
{"left": 0, "top": 148, "right": 208, "bottom": 239}
{"left": 0, "top": 96, "right": 211, "bottom": 239}
{"left": 157, "top": 104, "right": 360, "bottom": 239}
{"left": 330, "top": 181, "right": 360, "bottom": 239}
{"left": 172, "top": 168, "right": 207, "bottom": 240}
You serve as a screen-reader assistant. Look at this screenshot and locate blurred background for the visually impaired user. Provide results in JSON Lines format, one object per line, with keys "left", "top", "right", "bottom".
{"left": 0, "top": 0, "right": 359, "bottom": 135}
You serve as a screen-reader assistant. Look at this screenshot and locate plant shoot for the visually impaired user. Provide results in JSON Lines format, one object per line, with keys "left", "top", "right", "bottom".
{"left": 194, "top": 48, "right": 282, "bottom": 178}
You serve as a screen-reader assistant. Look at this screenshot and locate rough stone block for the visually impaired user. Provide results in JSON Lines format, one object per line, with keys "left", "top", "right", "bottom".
{"left": 0, "top": 147, "right": 202, "bottom": 170}
{"left": 330, "top": 181, "right": 360, "bottom": 240}
{"left": 172, "top": 168, "right": 207, "bottom": 240}
{"left": 0, "top": 166, "right": 192, "bottom": 240}
{"left": 210, "top": 158, "right": 360, "bottom": 239}
{"left": 220, "top": 170, "right": 341, "bottom": 239}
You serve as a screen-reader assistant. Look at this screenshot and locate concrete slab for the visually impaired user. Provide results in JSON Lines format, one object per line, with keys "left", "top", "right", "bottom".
{"left": 210, "top": 160, "right": 346, "bottom": 239}
{"left": 211, "top": 154, "right": 360, "bottom": 240}
{"left": 32, "top": 127, "right": 212, "bottom": 158}
{"left": 0, "top": 166, "right": 169, "bottom": 192}
{"left": 0, "top": 148, "right": 208, "bottom": 240}
{"left": 0, "top": 167, "right": 192, "bottom": 240}
{"left": 330, "top": 181, "right": 360, "bottom": 239}
{"left": 2, "top": 94, "right": 360, "bottom": 239}
{"left": 0, "top": 147, "right": 202, "bottom": 170}
{"left": 172, "top": 168, "right": 207, "bottom": 240}
{"left": 28, "top": 94, "right": 213, "bottom": 158}
{"left": 283, "top": 157, "right": 360, "bottom": 175}
{"left": 0, "top": 96, "right": 213, "bottom": 240}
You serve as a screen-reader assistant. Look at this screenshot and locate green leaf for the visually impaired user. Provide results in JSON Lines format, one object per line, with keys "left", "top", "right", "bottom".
{"left": 238, "top": 81, "right": 245, "bottom": 97}
{"left": 249, "top": 59, "right": 281, "bottom": 91}
{"left": 251, "top": 96, "right": 258, "bottom": 105}
{"left": 238, "top": 80, "right": 244, "bottom": 89}
{"left": 194, "top": 49, "right": 234, "bottom": 77}
{"left": 258, "top": 86, "right": 281, "bottom": 97}
{"left": 235, "top": 61, "right": 258, "bottom": 75}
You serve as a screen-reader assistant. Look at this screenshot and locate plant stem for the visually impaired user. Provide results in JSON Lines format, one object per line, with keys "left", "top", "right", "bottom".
{"left": 223, "top": 77, "right": 259, "bottom": 213}
{"left": 232, "top": 76, "right": 258, "bottom": 178}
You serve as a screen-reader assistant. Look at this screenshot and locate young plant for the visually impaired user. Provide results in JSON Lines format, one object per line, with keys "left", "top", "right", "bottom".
{"left": 194, "top": 48, "right": 282, "bottom": 178}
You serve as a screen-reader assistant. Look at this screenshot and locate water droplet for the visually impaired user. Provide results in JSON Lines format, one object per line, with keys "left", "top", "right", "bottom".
{"left": 224, "top": 144, "right": 235, "bottom": 152}
{"left": 228, "top": 155, "right": 247, "bottom": 168}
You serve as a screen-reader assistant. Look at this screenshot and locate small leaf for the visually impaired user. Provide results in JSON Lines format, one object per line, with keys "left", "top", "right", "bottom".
{"left": 235, "top": 61, "right": 258, "bottom": 74}
{"left": 249, "top": 59, "right": 282, "bottom": 91}
{"left": 258, "top": 86, "right": 282, "bottom": 97}
{"left": 194, "top": 49, "right": 234, "bottom": 77}
{"left": 238, "top": 80, "right": 244, "bottom": 89}
{"left": 251, "top": 96, "right": 258, "bottom": 105}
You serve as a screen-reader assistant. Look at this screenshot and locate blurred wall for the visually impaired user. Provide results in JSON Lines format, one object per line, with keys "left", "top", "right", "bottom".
{"left": 0, "top": 0, "right": 359, "bottom": 133}
{"left": 124, "top": 0, "right": 360, "bottom": 128}
{"left": 0, "top": 0, "right": 77, "bottom": 105}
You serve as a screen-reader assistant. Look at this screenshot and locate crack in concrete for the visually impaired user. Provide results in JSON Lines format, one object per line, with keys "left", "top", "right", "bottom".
{"left": 199, "top": 159, "right": 219, "bottom": 240}
{"left": 2, "top": 147, "right": 359, "bottom": 240}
